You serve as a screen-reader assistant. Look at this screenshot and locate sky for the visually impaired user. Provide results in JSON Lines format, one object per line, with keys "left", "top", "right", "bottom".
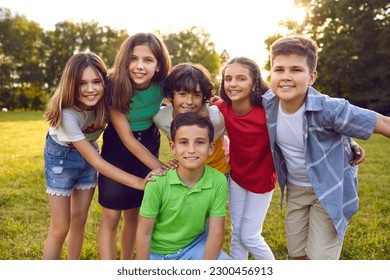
{"left": 1, "top": 0, "right": 305, "bottom": 68}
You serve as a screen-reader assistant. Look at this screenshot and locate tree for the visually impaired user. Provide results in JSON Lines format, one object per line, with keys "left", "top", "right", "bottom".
{"left": 1, "top": 8, "right": 225, "bottom": 109}
{"left": 0, "top": 8, "right": 46, "bottom": 110}
{"left": 44, "top": 20, "right": 129, "bottom": 94}
{"left": 161, "top": 27, "right": 222, "bottom": 79}
{"left": 265, "top": 0, "right": 390, "bottom": 114}
{"left": 76, "top": 21, "right": 128, "bottom": 68}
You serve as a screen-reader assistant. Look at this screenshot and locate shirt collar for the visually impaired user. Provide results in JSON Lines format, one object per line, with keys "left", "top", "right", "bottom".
{"left": 169, "top": 166, "right": 213, "bottom": 192}
{"left": 305, "top": 86, "right": 323, "bottom": 112}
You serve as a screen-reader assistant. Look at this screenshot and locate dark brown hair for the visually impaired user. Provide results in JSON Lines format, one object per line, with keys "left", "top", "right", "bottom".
{"left": 170, "top": 112, "right": 214, "bottom": 142}
{"left": 270, "top": 36, "right": 318, "bottom": 72}
{"left": 163, "top": 62, "right": 214, "bottom": 103}
{"left": 108, "top": 33, "right": 171, "bottom": 113}
{"left": 219, "top": 57, "right": 269, "bottom": 107}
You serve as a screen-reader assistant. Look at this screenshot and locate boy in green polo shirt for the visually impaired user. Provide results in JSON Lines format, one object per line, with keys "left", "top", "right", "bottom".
{"left": 136, "top": 112, "right": 229, "bottom": 260}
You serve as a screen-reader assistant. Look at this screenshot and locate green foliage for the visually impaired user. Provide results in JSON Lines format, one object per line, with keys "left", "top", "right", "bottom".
{"left": 0, "top": 111, "right": 389, "bottom": 260}
{"left": 0, "top": 8, "right": 46, "bottom": 110}
{"left": 0, "top": 9, "right": 225, "bottom": 110}
{"left": 43, "top": 21, "right": 129, "bottom": 93}
{"left": 265, "top": 0, "right": 390, "bottom": 114}
{"left": 161, "top": 26, "right": 222, "bottom": 79}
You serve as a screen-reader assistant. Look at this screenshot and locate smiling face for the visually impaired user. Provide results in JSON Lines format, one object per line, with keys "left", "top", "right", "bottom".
{"left": 171, "top": 83, "right": 204, "bottom": 116}
{"left": 223, "top": 63, "right": 254, "bottom": 104}
{"left": 169, "top": 125, "right": 215, "bottom": 172}
{"left": 270, "top": 54, "right": 317, "bottom": 113}
{"left": 128, "top": 45, "right": 160, "bottom": 90}
{"left": 77, "top": 66, "right": 104, "bottom": 110}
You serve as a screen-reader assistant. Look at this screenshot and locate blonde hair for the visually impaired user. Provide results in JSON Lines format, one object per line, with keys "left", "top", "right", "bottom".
{"left": 44, "top": 52, "right": 108, "bottom": 128}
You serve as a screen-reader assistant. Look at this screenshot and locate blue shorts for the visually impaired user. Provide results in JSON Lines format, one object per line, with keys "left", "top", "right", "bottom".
{"left": 44, "top": 134, "right": 98, "bottom": 196}
{"left": 149, "top": 231, "right": 231, "bottom": 260}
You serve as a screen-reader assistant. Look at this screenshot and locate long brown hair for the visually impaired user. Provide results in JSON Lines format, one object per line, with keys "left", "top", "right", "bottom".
{"left": 108, "top": 32, "right": 171, "bottom": 113}
{"left": 44, "top": 52, "right": 108, "bottom": 128}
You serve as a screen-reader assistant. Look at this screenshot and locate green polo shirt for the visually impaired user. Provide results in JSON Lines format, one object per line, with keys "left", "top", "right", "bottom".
{"left": 140, "top": 166, "right": 228, "bottom": 254}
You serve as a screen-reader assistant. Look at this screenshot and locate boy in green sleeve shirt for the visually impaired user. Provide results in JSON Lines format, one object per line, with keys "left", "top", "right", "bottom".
{"left": 136, "top": 112, "right": 230, "bottom": 260}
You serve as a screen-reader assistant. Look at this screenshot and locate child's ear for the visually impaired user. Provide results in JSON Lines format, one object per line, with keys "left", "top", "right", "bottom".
{"left": 169, "top": 140, "right": 176, "bottom": 154}
{"left": 208, "top": 141, "right": 216, "bottom": 156}
{"left": 309, "top": 70, "right": 317, "bottom": 86}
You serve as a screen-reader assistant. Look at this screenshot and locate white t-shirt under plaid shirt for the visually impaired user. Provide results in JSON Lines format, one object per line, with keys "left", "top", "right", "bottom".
{"left": 262, "top": 86, "right": 377, "bottom": 244}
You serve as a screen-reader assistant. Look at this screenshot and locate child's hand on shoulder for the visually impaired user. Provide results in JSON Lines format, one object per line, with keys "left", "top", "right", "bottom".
{"left": 145, "top": 167, "right": 167, "bottom": 182}
{"left": 210, "top": 95, "right": 221, "bottom": 104}
{"left": 163, "top": 159, "right": 179, "bottom": 170}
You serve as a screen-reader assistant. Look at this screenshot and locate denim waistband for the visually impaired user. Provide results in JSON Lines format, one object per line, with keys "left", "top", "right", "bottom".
{"left": 46, "top": 133, "right": 97, "bottom": 152}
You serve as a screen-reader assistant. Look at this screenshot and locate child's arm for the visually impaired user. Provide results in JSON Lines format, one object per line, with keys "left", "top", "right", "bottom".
{"left": 109, "top": 108, "right": 177, "bottom": 169}
{"left": 374, "top": 113, "right": 390, "bottom": 138}
{"left": 72, "top": 139, "right": 153, "bottom": 190}
{"left": 135, "top": 216, "right": 155, "bottom": 260}
{"left": 202, "top": 217, "right": 225, "bottom": 260}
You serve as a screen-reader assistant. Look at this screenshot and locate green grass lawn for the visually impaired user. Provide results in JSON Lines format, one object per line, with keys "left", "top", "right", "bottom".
{"left": 0, "top": 111, "right": 389, "bottom": 260}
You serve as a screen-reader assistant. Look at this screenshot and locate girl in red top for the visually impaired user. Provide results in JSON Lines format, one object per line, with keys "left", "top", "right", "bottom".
{"left": 214, "top": 57, "right": 276, "bottom": 260}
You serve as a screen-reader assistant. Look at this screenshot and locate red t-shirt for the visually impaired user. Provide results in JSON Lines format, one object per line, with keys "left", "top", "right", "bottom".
{"left": 215, "top": 100, "right": 276, "bottom": 194}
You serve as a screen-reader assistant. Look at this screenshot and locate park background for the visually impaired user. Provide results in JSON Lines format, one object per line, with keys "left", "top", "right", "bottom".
{"left": 0, "top": 0, "right": 389, "bottom": 259}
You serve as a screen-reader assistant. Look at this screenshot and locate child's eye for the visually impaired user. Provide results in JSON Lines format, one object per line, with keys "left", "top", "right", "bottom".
{"left": 194, "top": 93, "right": 203, "bottom": 99}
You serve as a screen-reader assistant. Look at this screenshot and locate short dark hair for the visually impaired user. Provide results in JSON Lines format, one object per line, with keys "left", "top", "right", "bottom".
{"left": 170, "top": 112, "right": 214, "bottom": 142}
{"left": 163, "top": 63, "right": 214, "bottom": 103}
{"left": 270, "top": 36, "right": 318, "bottom": 72}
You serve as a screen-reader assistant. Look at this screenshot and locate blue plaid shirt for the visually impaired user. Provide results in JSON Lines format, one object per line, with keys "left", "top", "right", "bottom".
{"left": 262, "top": 86, "right": 377, "bottom": 243}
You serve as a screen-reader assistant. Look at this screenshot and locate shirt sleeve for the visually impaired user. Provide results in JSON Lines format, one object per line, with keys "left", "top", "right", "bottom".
{"left": 208, "top": 172, "right": 228, "bottom": 217}
{"left": 153, "top": 105, "right": 173, "bottom": 138}
{"left": 56, "top": 110, "right": 85, "bottom": 143}
{"left": 328, "top": 99, "right": 377, "bottom": 140}
{"left": 208, "top": 104, "right": 226, "bottom": 140}
{"left": 139, "top": 179, "right": 163, "bottom": 219}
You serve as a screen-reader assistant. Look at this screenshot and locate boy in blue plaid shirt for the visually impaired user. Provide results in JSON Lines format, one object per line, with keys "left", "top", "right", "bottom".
{"left": 263, "top": 35, "right": 390, "bottom": 259}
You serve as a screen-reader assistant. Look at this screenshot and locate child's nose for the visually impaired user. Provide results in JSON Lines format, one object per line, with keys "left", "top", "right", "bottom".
{"left": 87, "top": 83, "right": 94, "bottom": 91}
{"left": 186, "top": 95, "right": 194, "bottom": 104}
{"left": 136, "top": 61, "right": 144, "bottom": 69}
{"left": 281, "top": 72, "right": 292, "bottom": 81}
{"left": 188, "top": 143, "right": 196, "bottom": 152}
